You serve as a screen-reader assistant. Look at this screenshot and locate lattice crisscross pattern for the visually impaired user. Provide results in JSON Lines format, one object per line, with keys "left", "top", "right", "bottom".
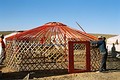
{"left": 5, "top": 40, "right": 68, "bottom": 71}
{"left": 90, "top": 48, "right": 101, "bottom": 71}
{"left": 73, "top": 43, "right": 86, "bottom": 70}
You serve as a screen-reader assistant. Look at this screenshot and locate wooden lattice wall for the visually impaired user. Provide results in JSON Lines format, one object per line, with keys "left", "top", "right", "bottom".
{"left": 5, "top": 40, "right": 102, "bottom": 72}
{"left": 90, "top": 48, "right": 101, "bottom": 71}
{"left": 5, "top": 40, "right": 68, "bottom": 71}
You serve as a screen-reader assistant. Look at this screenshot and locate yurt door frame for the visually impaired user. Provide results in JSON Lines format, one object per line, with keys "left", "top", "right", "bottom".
{"left": 68, "top": 41, "right": 90, "bottom": 73}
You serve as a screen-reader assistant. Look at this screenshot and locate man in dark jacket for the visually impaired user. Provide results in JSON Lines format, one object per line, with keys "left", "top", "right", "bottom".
{"left": 91, "top": 36, "right": 108, "bottom": 72}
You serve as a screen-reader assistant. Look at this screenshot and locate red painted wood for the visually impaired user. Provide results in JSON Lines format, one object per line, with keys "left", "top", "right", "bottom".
{"left": 68, "top": 41, "right": 91, "bottom": 73}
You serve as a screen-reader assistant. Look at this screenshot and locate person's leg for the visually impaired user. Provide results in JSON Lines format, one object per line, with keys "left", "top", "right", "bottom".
{"left": 99, "top": 54, "right": 106, "bottom": 72}
{"left": 103, "top": 52, "right": 108, "bottom": 70}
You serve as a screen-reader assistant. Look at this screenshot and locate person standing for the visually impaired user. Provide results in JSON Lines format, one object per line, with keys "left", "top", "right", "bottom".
{"left": 100, "top": 37, "right": 108, "bottom": 72}
{"left": 0, "top": 34, "right": 6, "bottom": 65}
{"left": 91, "top": 36, "right": 108, "bottom": 72}
{"left": 111, "top": 43, "right": 117, "bottom": 58}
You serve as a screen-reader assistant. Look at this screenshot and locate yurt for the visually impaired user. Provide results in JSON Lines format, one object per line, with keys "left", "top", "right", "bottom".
{"left": 107, "top": 35, "right": 120, "bottom": 52}
{"left": 106, "top": 35, "right": 120, "bottom": 69}
{"left": 5, "top": 22, "right": 100, "bottom": 72}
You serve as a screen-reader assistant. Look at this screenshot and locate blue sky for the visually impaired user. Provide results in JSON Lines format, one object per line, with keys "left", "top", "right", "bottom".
{"left": 0, "top": 0, "right": 120, "bottom": 34}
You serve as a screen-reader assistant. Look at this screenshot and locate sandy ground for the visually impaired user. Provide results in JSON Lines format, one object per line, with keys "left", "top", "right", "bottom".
{"left": 0, "top": 66, "right": 120, "bottom": 80}
{"left": 34, "top": 70, "right": 120, "bottom": 80}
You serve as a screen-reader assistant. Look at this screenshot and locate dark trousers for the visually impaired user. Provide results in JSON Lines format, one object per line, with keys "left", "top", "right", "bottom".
{"left": 99, "top": 52, "right": 108, "bottom": 71}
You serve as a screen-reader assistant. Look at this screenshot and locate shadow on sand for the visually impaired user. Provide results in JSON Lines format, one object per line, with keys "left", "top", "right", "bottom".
{"left": 0, "top": 69, "right": 68, "bottom": 80}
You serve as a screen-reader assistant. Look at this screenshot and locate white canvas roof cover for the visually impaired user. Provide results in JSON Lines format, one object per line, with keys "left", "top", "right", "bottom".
{"left": 3, "top": 32, "right": 21, "bottom": 44}
{"left": 107, "top": 35, "right": 120, "bottom": 44}
{"left": 107, "top": 35, "right": 120, "bottom": 52}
